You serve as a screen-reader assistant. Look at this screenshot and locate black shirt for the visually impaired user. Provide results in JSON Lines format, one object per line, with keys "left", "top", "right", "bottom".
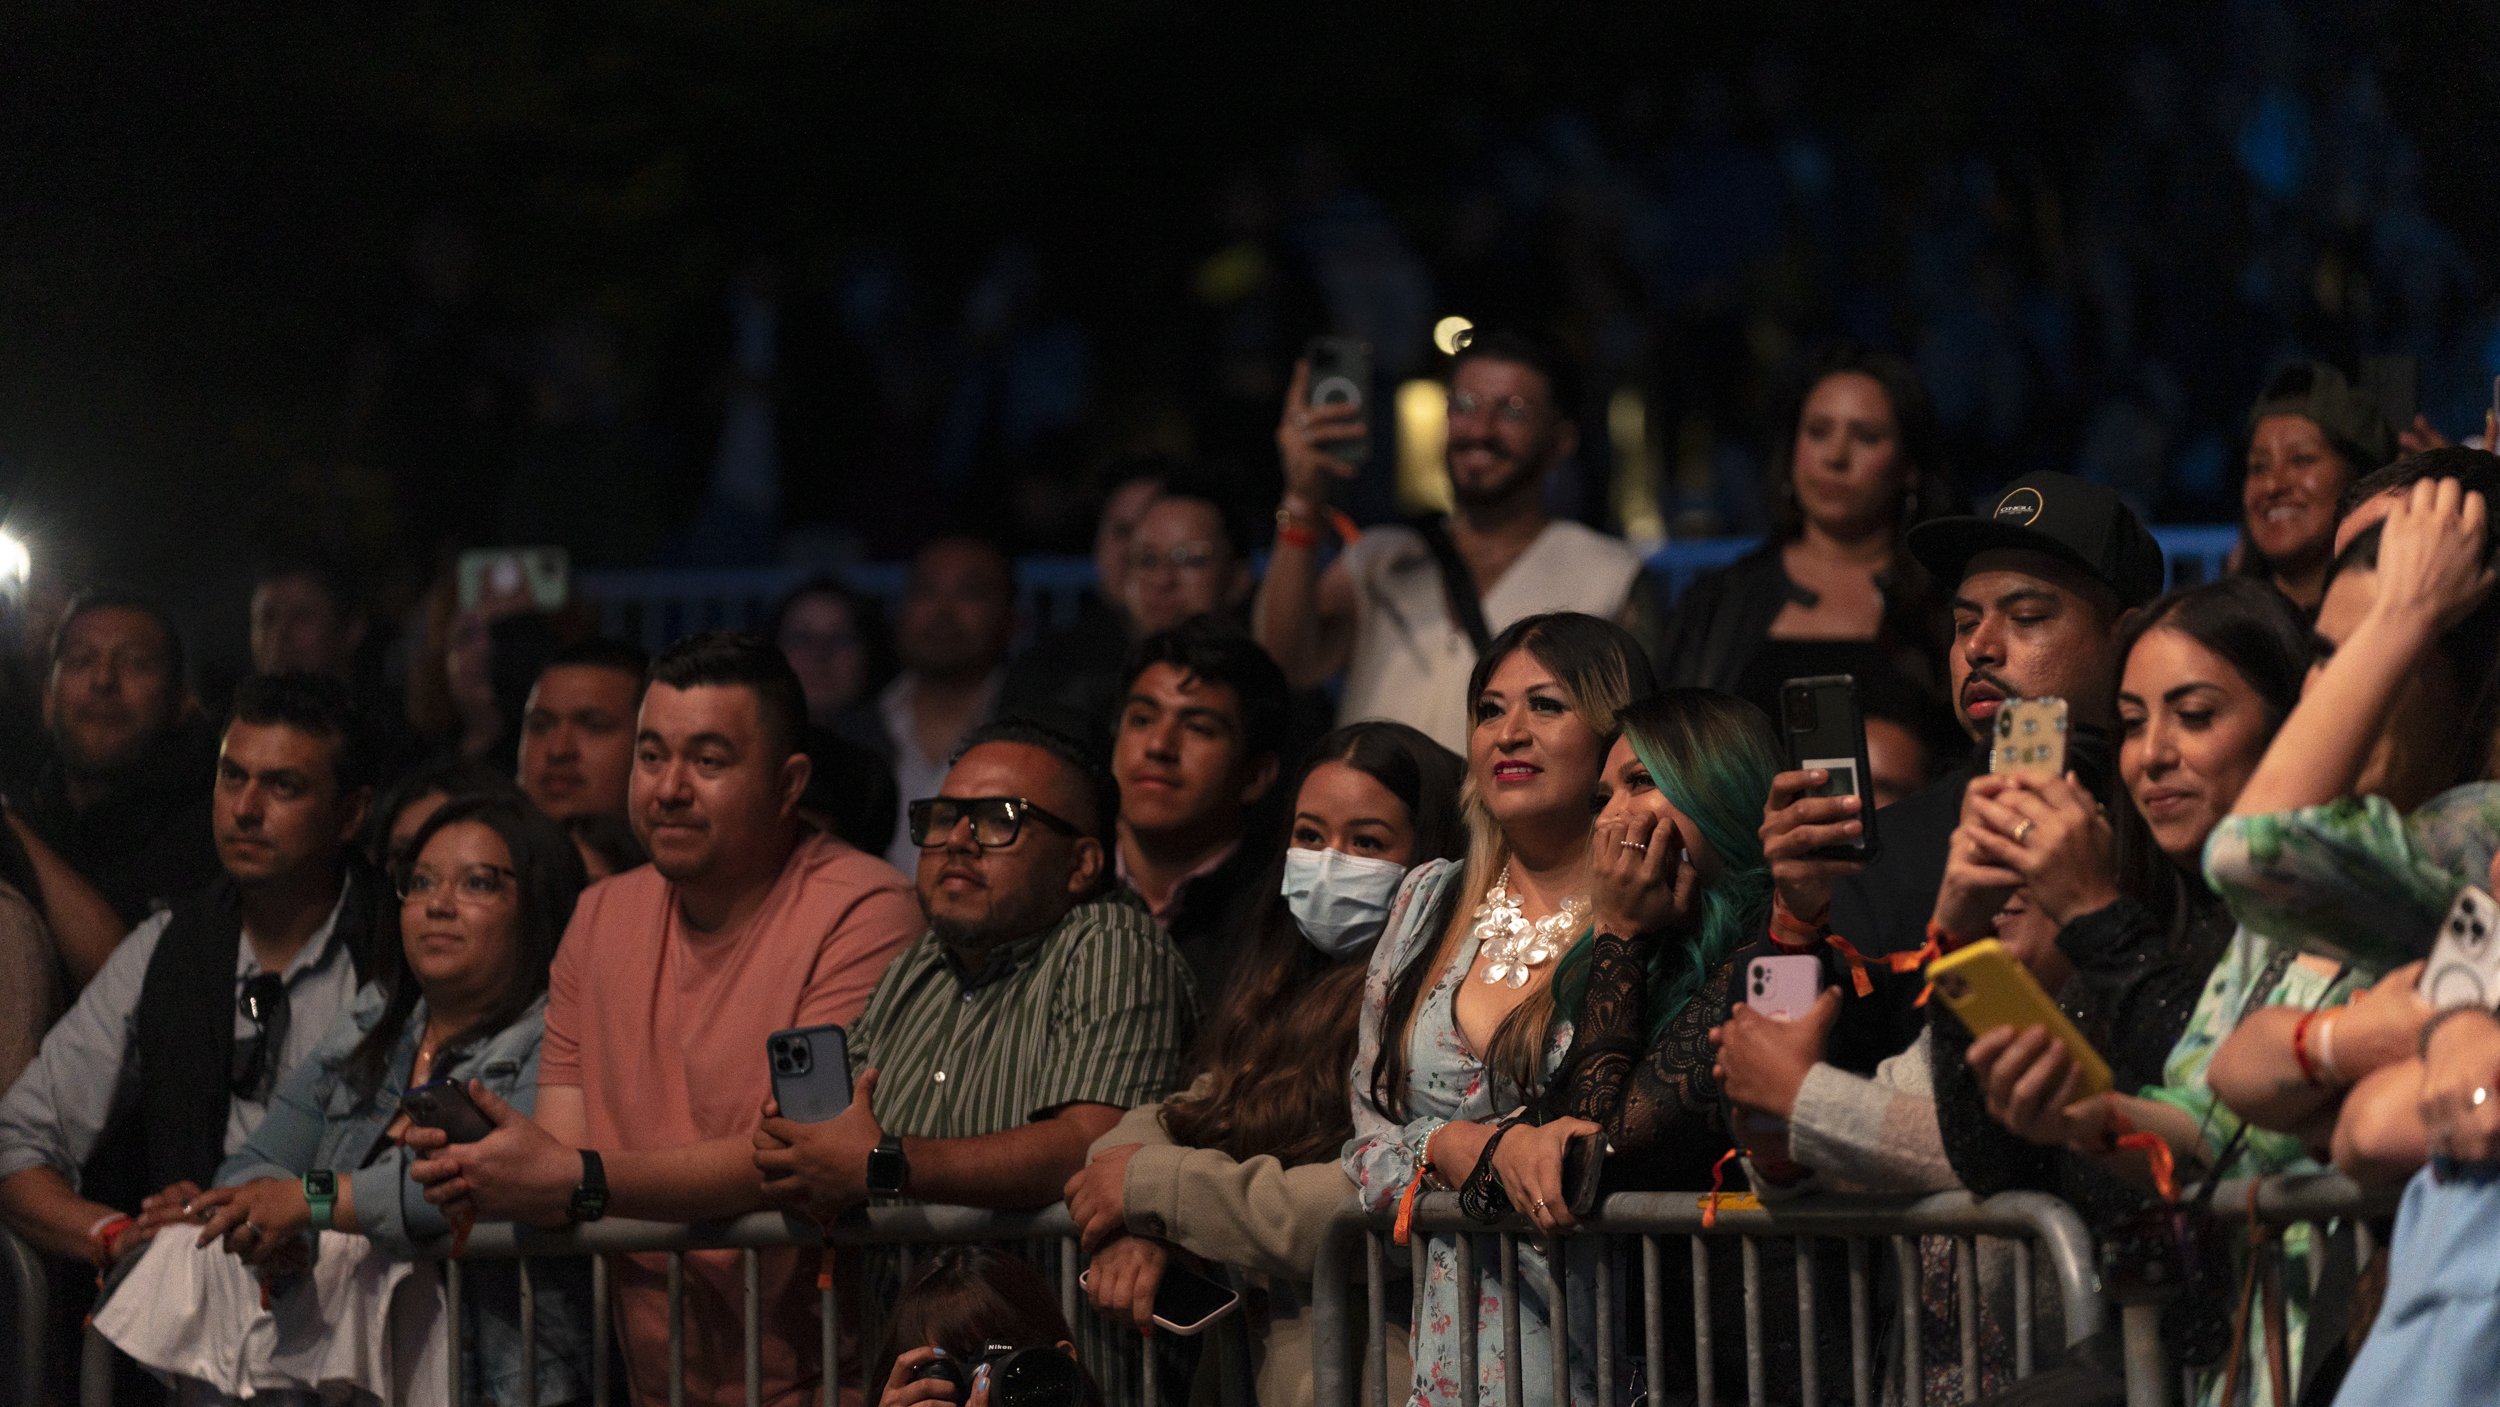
{"left": 16, "top": 719, "right": 221, "bottom": 926}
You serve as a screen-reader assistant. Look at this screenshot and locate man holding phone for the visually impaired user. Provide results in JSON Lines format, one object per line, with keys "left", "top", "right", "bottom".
{"left": 1755, "top": 471, "right": 2165, "bottom": 1068}
{"left": 407, "top": 632, "right": 922, "bottom": 1407}
{"left": 1253, "top": 327, "right": 1646, "bottom": 753}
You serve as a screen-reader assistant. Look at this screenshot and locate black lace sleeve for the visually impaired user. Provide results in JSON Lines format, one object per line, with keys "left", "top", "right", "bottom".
{"left": 2056, "top": 893, "right": 2230, "bottom": 1093}
{"left": 1549, "top": 938, "right": 1739, "bottom": 1190}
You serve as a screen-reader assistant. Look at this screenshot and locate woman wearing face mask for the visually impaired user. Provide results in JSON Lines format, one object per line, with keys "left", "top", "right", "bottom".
{"left": 1343, "top": 612, "right": 1651, "bottom": 1407}
{"left": 1064, "top": 721, "right": 1463, "bottom": 1407}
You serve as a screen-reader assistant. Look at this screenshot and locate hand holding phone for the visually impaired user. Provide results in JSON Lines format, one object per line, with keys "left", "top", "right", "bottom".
{"left": 767, "top": 1025, "right": 853, "bottom": 1123}
{"left": 2420, "top": 886, "right": 2500, "bottom": 1010}
{"left": 1079, "top": 1259, "right": 1243, "bottom": 1336}
{"left": 1928, "top": 939, "right": 2112, "bottom": 1098}
{"left": 1989, "top": 698, "right": 2070, "bottom": 782}
{"left": 1780, "top": 675, "right": 1881, "bottom": 863}
{"left": 402, "top": 1078, "right": 496, "bottom": 1144}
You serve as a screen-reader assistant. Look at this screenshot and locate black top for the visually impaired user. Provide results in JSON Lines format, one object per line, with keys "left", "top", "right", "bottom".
{"left": 16, "top": 718, "right": 222, "bottom": 927}
{"left": 1544, "top": 929, "right": 1740, "bottom": 1191}
{"left": 1651, "top": 541, "right": 1951, "bottom": 714}
{"left": 999, "top": 606, "right": 1136, "bottom": 748}
{"left": 1157, "top": 837, "right": 1281, "bottom": 1008}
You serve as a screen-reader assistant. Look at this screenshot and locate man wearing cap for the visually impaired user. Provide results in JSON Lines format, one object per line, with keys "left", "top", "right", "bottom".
{"left": 1757, "top": 470, "right": 2166, "bottom": 1066}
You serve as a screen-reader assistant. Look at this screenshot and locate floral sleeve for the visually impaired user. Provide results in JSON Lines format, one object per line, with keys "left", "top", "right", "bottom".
{"left": 1341, "top": 861, "right": 1465, "bottom": 1212}
{"left": 2203, "top": 787, "right": 2500, "bottom": 969}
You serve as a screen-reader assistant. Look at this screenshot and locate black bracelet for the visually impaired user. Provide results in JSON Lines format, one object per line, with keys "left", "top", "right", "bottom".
{"left": 1456, "top": 1112, "right": 1537, "bottom": 1224}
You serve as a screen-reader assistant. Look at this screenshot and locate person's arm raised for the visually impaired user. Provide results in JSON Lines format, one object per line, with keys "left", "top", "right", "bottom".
{"left": 2235, "top": 477, "right": 2496, "bottom": 816}
{"left": 1251, "top": 359, "right": 1363, "bottom": 690}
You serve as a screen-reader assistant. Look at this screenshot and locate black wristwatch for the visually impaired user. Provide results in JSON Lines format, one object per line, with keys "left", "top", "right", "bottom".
{"left": 865, "top": 1134, "right": 909, "bottom": 1197}
{"left": 567, "top": 1149, "right": 609, "bottom": 1224}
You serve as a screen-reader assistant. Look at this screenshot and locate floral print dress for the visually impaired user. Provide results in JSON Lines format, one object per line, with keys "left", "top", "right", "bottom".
{"left": 1344, "top": 859, "right": 1593, "bottom": 1407}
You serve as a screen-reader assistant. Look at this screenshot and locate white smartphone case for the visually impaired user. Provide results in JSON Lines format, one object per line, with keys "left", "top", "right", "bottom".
{"left": 2421, "top": 886, "right": 2500, "bottom": 1011}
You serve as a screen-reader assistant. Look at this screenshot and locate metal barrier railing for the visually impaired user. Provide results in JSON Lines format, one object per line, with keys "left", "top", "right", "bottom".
{"left": 579, "top": 527, "right": 2245, "bottom": 655}
{"left": 1308, "top": 1189, "right": 2108, "bottom": 1407}
{"left": 5, "top": 1224, "right": 44, "bottom": 1407}
{"left": 73, "top": 1205, "right": 1160, "bottom": 1407}
{"left": 2110, "top": 1173, "right": 2401, "bottom": 1407}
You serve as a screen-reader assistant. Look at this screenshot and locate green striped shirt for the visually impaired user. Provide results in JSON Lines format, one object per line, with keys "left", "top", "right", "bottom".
{"left": 849, "top": 889, "right": 1200, "bottom": 1139}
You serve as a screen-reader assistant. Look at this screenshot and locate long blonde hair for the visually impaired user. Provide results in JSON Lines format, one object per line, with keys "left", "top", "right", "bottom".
{"left": 1370, "top": 613, "right": 1654, "bottom": 1115}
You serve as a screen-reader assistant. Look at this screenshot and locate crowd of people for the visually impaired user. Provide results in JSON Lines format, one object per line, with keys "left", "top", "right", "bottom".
{"left": 2, "top": 323, "right": 2498, "bottom": 1407}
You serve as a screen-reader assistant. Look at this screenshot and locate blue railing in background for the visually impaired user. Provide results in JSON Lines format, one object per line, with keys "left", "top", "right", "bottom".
{"left": 581, "top": 526, "right": 2245, "bottom": 655}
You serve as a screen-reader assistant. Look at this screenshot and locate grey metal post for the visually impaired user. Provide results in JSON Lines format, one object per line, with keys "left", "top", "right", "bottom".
{"left": 593, "top": 1250, "right": 612, "bottom": 1407}
{"left": 2121, "top": 1302, "right": 2172, "bottom": 1407}
{"left": 1642, "top": 1236, "right": 1666, "bottom": 1401}
{"left": 1847, "top": 1237, "right": 1872, "bottom": 1407}
{"left": 6, "top": 1228, "right": 46, "bottom": 1407}
{"left": 520, "top": 1255, "right": 540, "bottom": 1407}
{"left": 742, "top": 1248, "right": 762, "bottom": 1407}
{"left": 1741, "top": 1236, "right": 1765, "bottom": 1407}
{"left": 1893, "top": 1235, "right": 1919, "bottom": 1402}
{"left": 1794, "top": 1237, "right": 1818, "bottom": 1407}
{"left": 666, "top": 1251, "right": 685, "bottom": 1407}
{"left": 1956, "top": 1236, "right": 1980, "bottom": 1402}
{"left": 1595, "top": 1237, "right": 1615, "bottom": 1407}
{"left": 1692, "top": 1235, "right": 1715, "bottom": 1407}
{"left": 1547, "top": 1235, "right": 1570, "bottom": 1407}
{"left": 1455, "top": 1232, "right": 1478, "bottom": 1402}
{"left": 1367, "top": 1232, "right": 1389, "bottom": 1407}
{"left": 1500, "top": 1234, "right": 1522, "bottom": 1407}
{"left": 2012, "top": 1238, "right": 2034, "bottom": 1378}
{"left": 447, "top": 1256, "right": 466, "bottom": 1407}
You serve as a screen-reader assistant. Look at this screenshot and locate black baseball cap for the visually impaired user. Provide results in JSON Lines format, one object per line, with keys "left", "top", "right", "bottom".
{"left": 1906, "top": 471, "right": 2166, "bottom": 608}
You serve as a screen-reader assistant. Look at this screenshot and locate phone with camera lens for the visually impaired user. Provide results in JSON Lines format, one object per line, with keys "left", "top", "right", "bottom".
{"left": 1926, "top": 939, "right": 2112, "bottom": 1097}
{"left": 1302, "top": 336, "right": 1373, "bottom": 467}
{"left": 766, "top": 1024, "right": 852, "bottom": 1123}
{"left": 2420, "top": 886, "right": 2500, "bottom": 1010}
{"left": 1747, "top": 954, "right": 1824, "bottom": 1021}
{"left": 1780, "top": 675, "right": 1880, "bottom": 863}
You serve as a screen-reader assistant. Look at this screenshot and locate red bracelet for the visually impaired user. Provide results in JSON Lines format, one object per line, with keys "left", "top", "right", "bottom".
{"left": 1276, "top": 521, "right": 1319, "bottom": 550}
{"left": 88, "top": 1213, "right": 134, "bottom": 1269}
{"left": 2291, "top": 1010, "right": 2325, "bottom": 1087}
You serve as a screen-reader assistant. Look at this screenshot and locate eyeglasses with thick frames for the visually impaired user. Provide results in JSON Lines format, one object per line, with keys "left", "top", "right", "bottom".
{"left": 908, "top": 796, "right": 1085, "bottom": 849}
{"left": 397, "top": 863, "right": 520, "bottom": 905}
{"left": 1447, "top": 390, "right": 1542, "bottom": 425}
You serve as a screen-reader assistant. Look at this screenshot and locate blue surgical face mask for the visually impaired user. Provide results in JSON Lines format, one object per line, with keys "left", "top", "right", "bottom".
{"left": 1281, "top": 846, "right": 1410, "bottom": 958}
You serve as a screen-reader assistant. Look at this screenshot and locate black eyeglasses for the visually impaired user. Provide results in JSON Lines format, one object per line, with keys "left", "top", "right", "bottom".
{"left": 231, "top": 973, "right": 290, "bottom": 1102}
{"left": 907, "top": 796, "right": 1084, "bottom": 850}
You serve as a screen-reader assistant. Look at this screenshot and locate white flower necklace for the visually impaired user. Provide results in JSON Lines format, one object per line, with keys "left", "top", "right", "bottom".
{"left": 1474, "top": 863, "right": 1589, "bottom": 988}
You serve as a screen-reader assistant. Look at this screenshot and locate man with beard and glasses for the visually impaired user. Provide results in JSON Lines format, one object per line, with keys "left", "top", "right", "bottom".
{"left": 1253, "top": 327, "right": 1646, "bottom": 752}
{"left": 4, "top": 590, "right": 223, "bottom": 986}
{"left": 839, "top": 536, "right": 1017, "bottom": 873}
{"left": 1756, "top": 471, "right": 2165, "bottom": 1066}
{"left": 750, "top": 717, "right": 1195, "bottom": 1221}
{"left": 406, "top": 631, "right": 921, "bottom": 1407}
{"left": 0, "top": 674, "right": 386, "bottom": 1395}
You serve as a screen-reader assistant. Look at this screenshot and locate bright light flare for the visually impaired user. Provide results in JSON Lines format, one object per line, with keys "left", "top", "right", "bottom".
{"left": 1432, "top": 316, "right": 1474, "bottom": 356}
{"left": 0, "top": 530, "right": 26, "bottom": 590}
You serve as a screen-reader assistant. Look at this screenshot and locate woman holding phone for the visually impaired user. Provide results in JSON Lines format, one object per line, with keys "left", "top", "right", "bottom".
{"left": 1342, "top": 612, "right": 1650, "bottom": 1407}
{"left": 1067, "top": 720, "right": 1464, "bottom": 1407}
{"left": 97, "top": 793, "right": 591, "bottom": 1406}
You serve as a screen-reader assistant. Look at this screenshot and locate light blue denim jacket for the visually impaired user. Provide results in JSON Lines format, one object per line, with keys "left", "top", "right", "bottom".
{"left": 216, "top": 984, "right": 588, "bottom": 1406}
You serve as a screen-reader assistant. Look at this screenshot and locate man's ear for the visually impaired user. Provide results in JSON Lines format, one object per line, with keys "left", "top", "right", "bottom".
{"left": 1066, "top": 836, "right": 1106, "bottom": 897}
{"left": 777, "top": 751, "right": 814, "bottom": 819}
{"left": 336, "top": 786, "right": 374, "bottom": 850}
{"left": 1239, "top": 752, "right": 1281, "bottom": 809}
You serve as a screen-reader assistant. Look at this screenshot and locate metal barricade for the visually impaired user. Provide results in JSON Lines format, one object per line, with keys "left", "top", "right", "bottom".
{"left": 2112, "top": 1172, "right": 2400, "bottom": 1407}
{"left": 1308, "top": 1189, "right": 2106, "bottom": 1407}
{"left": 5, "top": 1224, "right": 45, "bottom": 1407}
{"left": 76, "top": 1205, "right": 1157, "bottom": 1407}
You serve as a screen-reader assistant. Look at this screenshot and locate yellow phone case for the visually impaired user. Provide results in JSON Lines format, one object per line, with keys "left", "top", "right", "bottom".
{"left": 1927, "top": 939, "right": 2112, "bottom": 1097}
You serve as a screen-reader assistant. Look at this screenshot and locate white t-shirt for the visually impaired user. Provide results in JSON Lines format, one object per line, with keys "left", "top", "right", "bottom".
{"left": 1335, "top": 518, "right": 1644, "bottom": 752}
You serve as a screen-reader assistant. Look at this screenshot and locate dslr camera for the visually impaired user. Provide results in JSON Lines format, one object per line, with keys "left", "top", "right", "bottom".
{"left": 913, "top": 1343, "right": 1086, "bottom": 1407}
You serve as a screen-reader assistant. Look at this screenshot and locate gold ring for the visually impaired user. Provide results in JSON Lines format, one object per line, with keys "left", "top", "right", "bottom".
{"left": 1621, "top": 840, "right": 1647, "bottom": 850}
{"left": 2013, "top": 819, "right": 2034, "bottom": 844}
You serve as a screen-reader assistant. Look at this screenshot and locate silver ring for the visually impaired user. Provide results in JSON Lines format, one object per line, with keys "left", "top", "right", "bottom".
{"left": 238, "top": 1221, "right": 262, "bottom": 1241}
{"left": 2477, "top": 1087, "right": 2491, "bottom": 1109}
{"left": 2012, "top": 819, "right": 2034, "bottom": 844}
{"left": 1620, "top": 840, "right": 1648, "bottom": 850}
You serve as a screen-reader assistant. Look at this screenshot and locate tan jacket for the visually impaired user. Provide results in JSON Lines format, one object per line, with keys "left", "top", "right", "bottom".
{"left": 1094, "top": 1080, "right": 1407, "bottom": 1407}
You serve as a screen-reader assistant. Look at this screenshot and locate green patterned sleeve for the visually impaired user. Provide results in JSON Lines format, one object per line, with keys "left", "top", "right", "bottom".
{"left": 2202, "top": 795, "right": 2472, "bottom": 969}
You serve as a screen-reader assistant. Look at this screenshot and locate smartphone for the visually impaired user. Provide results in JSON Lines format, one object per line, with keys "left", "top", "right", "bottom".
{"left": 1989, "top": 697, "right": 2070, "bottom": 782}
{"left": 1747, "top": 955, "right": 1823, "bottom": 1021}
{"left": 767, "top": 1024, "right": 853, "bottom": 1123}
{"left": 2420, "top": 886, "right": 2500, "bottom": 1010}
{"left": 1562, "top": 1130, "right": 1608, "bottom": 1216}
{"left": 1079, "top": 1262, "right": 1244, "bottom": 1336}
{"left": 403, "top": 1078, "right": 496, "bottom": 1143}
{"left": 1926, "top": 939, "right": 2112, "bottom": 1097}
{"left": 456, "top": 546, "right": 570, "bottom": 613}
{"left": 1303, "top": 336, "right": 1372, "bottom": 467}
{"left": 1780, "top": 674, "right": 1880, "bottom": 862}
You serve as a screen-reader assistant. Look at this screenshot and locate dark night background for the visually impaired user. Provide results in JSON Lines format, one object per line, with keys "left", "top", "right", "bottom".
{"left": 3, "top": 1, "right": 2498, "bottom": 674}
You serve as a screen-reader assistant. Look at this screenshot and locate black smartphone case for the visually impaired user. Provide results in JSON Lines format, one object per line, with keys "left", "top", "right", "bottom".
{"left": 1780, "top": 673, "right": 1881, "bottom": 864}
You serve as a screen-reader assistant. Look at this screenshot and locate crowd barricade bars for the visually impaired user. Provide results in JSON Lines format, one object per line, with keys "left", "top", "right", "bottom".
{"left": 579, "top": 527, "right": 2244, "bottom": 656}
{"left": 5, "top": 1225, "right": 44, "bottom": 1407}
{"left": 1308, "top": 1189, "right": 2107, "bottom": 1407}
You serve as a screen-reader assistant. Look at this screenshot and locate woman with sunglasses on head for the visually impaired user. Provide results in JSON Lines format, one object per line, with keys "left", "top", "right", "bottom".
{"left": 1065, "top": 721, "right": 1463, "bottom": 1407}
{"left": 97, "top": 793, "right": 591, "bottom": 1405}
{"left": 1343, "top": 612, "right": 1652, "bottom": 1407}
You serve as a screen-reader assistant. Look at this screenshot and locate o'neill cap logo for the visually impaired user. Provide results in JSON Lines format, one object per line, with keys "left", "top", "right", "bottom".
{"left": 1993, "top": 486, "right": 2045, "bottom": 526}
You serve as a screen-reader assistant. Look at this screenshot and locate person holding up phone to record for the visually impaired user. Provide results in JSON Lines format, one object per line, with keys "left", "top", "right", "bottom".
{"left": 94, "top": 794, "right": 594, "bottom": 1405}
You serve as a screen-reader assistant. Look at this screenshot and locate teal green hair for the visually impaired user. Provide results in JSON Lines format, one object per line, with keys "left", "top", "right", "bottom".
{"left": 1551, "top": 689, "right": 1782, "bottom": 1046}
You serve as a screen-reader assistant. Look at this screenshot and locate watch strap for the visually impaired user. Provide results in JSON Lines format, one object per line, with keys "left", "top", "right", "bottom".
{"left": 568, "top": 1149, "right": 609, "bottom": 1223}
{"left": 867, "top": 1133, "right": 908, "bottom": 1196}
{"left": 301, "top": 1170, "right": 337, "bottom": 1232}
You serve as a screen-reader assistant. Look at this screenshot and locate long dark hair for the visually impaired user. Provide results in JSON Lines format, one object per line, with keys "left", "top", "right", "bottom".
{"left": 346, "top": 794, "right": 587, "bottom": 1097}
{"left": 1159, "top": 723, "right": 1464, "bottom": 1166}
{"left": 1767, "top": 340, "right": 1956, "bottom": 542}
{"left": 2326, "top": 457, "right": 2500, "bottom": 796}
{"left": 2232, "top": 362, "right": 2393, "bottom": 585}
{"left": 2106, "top": 579, "right": 2309, "bottom": 939}
{"left": 1369, "top": 613, "right": 1655, "bottom": 1119}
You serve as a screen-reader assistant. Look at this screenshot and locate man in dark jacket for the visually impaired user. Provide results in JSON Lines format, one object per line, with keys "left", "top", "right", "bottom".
{"left": 1758, "top": 471, "right": 2166, "bottom": 1068}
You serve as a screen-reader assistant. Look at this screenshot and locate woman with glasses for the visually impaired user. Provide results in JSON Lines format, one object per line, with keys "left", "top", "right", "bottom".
{"left": 97, "top": 793, "right": 592, "bottom": 1405}
{"left": 1652, "top": 341, "right": 1960, "bottom": 724}
{"left": 1342, "top": 612, "right": 1652, "bottom": 1406}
